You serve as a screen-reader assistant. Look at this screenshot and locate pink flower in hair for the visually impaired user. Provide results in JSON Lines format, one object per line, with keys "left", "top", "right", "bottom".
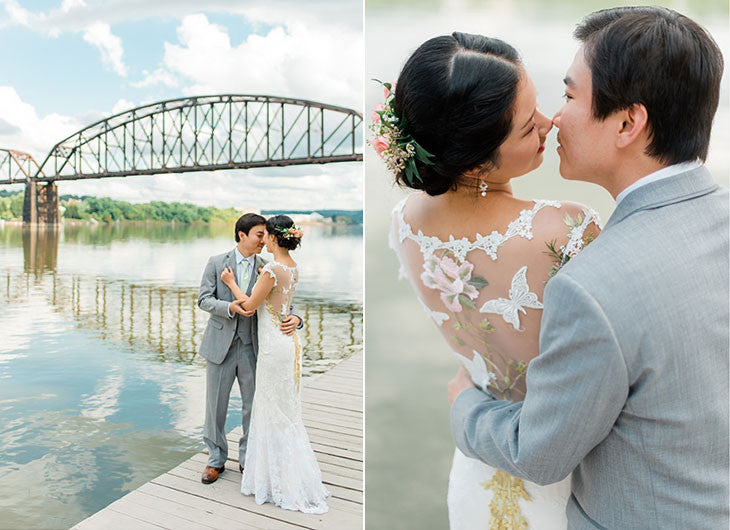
{"left": 373, "top": 135, "right": 389, "bottom": 157}
{"left": 371, "top": 103, "right": 385, "bottom": 124}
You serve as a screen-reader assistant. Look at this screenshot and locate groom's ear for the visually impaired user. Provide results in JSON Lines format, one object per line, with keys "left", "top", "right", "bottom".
{"left": 615, "top": 103, "right": 649, "bottom": 149}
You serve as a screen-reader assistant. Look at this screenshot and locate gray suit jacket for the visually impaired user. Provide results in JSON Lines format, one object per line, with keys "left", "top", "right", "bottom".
{"left": 197, "top": 249, "right": 263, "bottom": 364}
{"left": 451, "top": 166, "right": 729, "bottom": 529}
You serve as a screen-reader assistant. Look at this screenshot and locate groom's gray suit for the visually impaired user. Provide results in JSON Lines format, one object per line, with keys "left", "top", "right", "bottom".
{"left": 198, "top": 248, "right": 263, "bottom": 468}
{"left": 451, "top": 166, "right": 729, "bottom": 528}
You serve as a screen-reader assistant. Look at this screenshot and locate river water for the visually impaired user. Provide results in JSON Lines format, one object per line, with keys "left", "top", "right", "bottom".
{"left": 365, "top": 1, "right": 728, "bottom": 528}
{"left": 0, "top": 221, "right": 362, "bottom": 529}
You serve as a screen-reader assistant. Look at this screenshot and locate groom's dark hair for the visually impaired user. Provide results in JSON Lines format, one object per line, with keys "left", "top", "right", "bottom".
{"left": 234, "top": 213, "right": 266, "bottom": 242}
{"left": 575, "top": 6, "right": 723, "bottom": 164}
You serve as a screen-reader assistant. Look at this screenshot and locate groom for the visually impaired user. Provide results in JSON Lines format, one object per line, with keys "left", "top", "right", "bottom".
{"left": 449, "top": 7, "right": 728, "bottom": 529}
{"left": 198, "top": 212, "right": 302, "bottom": 484}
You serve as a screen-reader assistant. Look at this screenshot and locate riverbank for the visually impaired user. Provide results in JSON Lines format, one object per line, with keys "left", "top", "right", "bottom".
{"left": 1, "top": 191, "right": 363, "bottom": 226}
{"left": 0, "top": 217, "right": 362, "bottom": 227}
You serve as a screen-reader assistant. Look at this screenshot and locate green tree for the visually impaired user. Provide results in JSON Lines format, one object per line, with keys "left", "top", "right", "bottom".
{"left": 9, "top": 193, "right": 24, "bottom": 218}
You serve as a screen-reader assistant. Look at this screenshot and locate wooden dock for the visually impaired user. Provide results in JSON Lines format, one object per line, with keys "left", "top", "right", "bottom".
{"left": 72, "top": 352, "right": 363, "bottom": 530}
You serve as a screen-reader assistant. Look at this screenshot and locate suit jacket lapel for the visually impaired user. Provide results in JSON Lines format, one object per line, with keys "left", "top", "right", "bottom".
{"left": 604, "top": 166, "right": 718, "bottom": 230}
{"left": 225, "top": 249, "right": 238, "bottom": 301}
{"left": 228, "top": 248, "right": 238, "bottom": 275}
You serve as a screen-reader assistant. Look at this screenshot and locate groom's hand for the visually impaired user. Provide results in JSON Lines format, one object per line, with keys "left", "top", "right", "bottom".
{"left": 280, "top": 315, "right": 301, "bottom": 335}
{"left": 448, "top": 367, "right": 476, "bottom": 406}
{"left": 229, "top": 300, "right": 255, "bottom": 317}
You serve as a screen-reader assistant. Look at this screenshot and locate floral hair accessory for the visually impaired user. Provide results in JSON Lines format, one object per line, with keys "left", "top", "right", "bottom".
{"left": 367, "top": 80, "right": 435, "bottom": 185}
{"left": 273, "top": 225, "right": 303, "bottom": 240}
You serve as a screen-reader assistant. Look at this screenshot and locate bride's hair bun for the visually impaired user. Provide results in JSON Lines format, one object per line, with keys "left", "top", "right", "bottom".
{"left": 265, "top": 215, "right": 302, "bottom": 251}
{"left": 392, "top": 32, "right": 523, "bottom": 195}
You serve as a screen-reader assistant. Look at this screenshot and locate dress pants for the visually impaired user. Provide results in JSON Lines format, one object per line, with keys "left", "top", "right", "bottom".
{"left": 203, "top": 337, "right": 257, "bottom": 467}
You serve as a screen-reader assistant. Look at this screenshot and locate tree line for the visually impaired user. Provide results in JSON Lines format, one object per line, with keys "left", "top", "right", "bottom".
{"left": 0, "top": 191, "right": 361, "bottom": 224}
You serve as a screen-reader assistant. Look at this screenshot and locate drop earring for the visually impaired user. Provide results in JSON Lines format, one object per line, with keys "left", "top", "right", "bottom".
{"left": 479, "top": 178, "right": 488, "bottom": 197}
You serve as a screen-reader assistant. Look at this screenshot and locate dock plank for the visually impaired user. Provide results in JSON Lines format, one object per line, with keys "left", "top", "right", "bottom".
{"left": 183, "top": 454, "right": 363, "bottom": 492}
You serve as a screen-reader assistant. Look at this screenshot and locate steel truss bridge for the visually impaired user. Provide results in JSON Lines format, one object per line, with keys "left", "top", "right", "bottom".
{"left": 0, "top": 94, "right": 363, "bottom": 222}
{"left": 0, "top": 148, "right": 42, "bottom": 184}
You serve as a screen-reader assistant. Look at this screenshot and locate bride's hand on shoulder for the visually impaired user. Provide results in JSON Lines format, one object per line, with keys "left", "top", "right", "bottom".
{"left": 221, "top": 266, "right": 235, "bottom": 286}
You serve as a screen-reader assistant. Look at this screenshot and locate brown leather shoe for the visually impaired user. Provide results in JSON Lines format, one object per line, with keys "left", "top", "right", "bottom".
{"left": 201, "top": 465, "right": 225, "bottom": 484}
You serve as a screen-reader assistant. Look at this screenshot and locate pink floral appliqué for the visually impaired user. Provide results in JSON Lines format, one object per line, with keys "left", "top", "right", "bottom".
{"left": 421, "top": 254, "right": 479, "bottom": 312}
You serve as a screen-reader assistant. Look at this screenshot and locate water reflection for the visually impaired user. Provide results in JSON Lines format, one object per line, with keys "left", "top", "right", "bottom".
{"left": 22, "top": 225, "right": 59, "bottom": 272}
{"left": 6, "top": 223, "right": 362, "bottom": 374}
{"left": 3, "top": 268, "right": 361, "bottom": 373}
{"left": 0, "top": 221, "right": 362, "bottom": 529}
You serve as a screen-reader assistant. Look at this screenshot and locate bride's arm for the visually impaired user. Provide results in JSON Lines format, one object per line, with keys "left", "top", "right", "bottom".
{"left": 237, "top": 273, "right": 275, "bottom": 312}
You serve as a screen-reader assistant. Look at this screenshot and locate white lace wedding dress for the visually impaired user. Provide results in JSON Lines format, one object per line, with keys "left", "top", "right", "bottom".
{"left": 390, "top": 193, "right": 600, "bottom": 529}
{"left": 241, "top": 261, "right": 330, "bottom": 514}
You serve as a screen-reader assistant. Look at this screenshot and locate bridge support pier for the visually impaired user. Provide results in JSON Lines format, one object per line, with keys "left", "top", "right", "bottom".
{"left": 23, "top": 180, "right": 60, "bottom": 224}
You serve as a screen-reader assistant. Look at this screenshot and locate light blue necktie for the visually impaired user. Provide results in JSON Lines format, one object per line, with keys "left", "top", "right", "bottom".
{"left": 238, "top": 257, "right": 251, "bottom": 291}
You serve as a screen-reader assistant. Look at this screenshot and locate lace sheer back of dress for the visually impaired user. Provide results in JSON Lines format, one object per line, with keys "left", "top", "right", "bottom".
{"left": 260, "top": 261, "right": 298, "bottom": 319}
{"left": 390, "top": 193, "right": 600, "bottom": 401}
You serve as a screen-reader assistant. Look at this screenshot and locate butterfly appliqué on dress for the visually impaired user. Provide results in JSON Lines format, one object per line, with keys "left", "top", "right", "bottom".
{"left": 418, "top": 297, "right": 449, "bottom": 326}
{"left": 455, "top": 350, "right": 497, "bottom": 394}
{"left": 479, "top": 266, "right": 543, "bottom": 331}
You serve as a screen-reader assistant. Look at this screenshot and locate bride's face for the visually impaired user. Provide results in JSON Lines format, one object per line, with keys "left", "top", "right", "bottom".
{"left": 484, "top": 72, "right": 552, "bottom": 183}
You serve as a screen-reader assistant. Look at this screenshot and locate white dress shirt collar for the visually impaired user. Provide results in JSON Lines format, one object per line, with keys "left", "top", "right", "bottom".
{"left": 615, "top": 160, "right": 702, "bottom": 205}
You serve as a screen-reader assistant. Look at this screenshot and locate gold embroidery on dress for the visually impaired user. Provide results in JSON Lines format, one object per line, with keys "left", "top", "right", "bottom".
{"left": 481, "top": 470, "right": 531, "bottom": 530}
{"left": 292, "top": 331, "right": 302, "bottom": 392}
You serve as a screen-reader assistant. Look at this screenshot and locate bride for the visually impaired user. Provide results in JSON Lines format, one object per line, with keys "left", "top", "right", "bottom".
{"left": 377, "top": 33, "right": 601, "bottom": 528}
{"left": 221, "top": 215, "right": 330, "bottom": 514}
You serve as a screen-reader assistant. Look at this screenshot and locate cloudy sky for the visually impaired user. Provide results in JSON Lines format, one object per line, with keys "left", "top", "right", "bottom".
{"left": 0, "top": 0, "right": 363, "bottom": 210}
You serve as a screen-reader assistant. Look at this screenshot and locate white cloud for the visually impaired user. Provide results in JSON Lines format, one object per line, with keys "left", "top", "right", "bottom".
{"left": 0, "top": 0, "right": 360, "bottom": 34}
{"left": 0, "top": 117, "right": 20, "bottom": 135}
{"left": 236, "top": 0, "right": 361, "bottom": 28}
{"left": 158, "top": 14, "right": 362, "bottom": 109}
{"left": 111, "top": 98, "right": 135, "bottom": 114}
{"left": 0, "top": 0, "right": 31, "bottom": 27}
{"left": 131, "top": 68, "right": 180, "bottom": 89}
{"left": 60, "top": 162, "right": 363, "bottom": 210}
{"left": 61, "top": 0, "right": 86, "bottom": 12}
{"left": 0, "top": 86, "right": 84, "bottom": 160}
{"left": 1, "top": 1, "right": 129, "bottom": 73}
{"left": 82, "top": 21, "right": 128, "bottom": 77}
